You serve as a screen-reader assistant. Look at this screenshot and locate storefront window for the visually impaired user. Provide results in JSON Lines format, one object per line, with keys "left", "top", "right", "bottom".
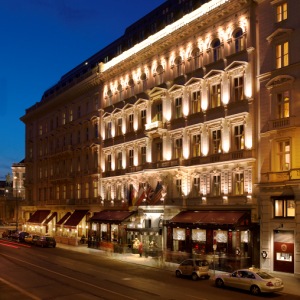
{"left": 111, "top": 224, "right": 118, "bottom": 242}
{"left": 173, "top": 228, "right": 186, "bottom": 251}
{"left": 276, "top": 252, "right": 292, "bottom": 262}
{"left": 101, "top": 223, "right": 108, "bottom": 240}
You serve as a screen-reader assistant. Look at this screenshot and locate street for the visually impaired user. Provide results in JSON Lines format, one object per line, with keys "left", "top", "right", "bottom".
{"left": 0, "top": 239, "right": 299, "bottom": 300}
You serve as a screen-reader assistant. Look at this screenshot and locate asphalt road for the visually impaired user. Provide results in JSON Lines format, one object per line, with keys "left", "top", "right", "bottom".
{"left": 0, "top": 239, "right": 299, "bottom": 300}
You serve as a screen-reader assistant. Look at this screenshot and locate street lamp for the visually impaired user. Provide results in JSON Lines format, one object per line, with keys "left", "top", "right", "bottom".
{"left": 213, "top": 244, "right": 217, "bottom": 277}
{"left": 14, "top": 176, "right": 20, "bottom": 231}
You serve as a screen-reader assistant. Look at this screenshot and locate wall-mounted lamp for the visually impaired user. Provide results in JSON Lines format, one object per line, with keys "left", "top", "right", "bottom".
{"left": 261, "top": 250, "right": 268, "bottom": 259}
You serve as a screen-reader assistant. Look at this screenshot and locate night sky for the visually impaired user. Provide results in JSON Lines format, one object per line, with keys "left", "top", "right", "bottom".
{"left": 0, "top": 0, "right": 165, "bottom": 179}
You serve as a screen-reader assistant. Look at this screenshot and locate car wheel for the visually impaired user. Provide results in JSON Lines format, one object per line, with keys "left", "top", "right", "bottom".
{"left": 191, "top": 273, "right": 199, "bottom": 281}
{"left": 175, "top": 270, "right": 181, "bottom": 278}
{"left": 215, "top": 278, "right": 224, "bottom": 288}
{"left": 250, "top": 285, "right": 261, "bottom": 295}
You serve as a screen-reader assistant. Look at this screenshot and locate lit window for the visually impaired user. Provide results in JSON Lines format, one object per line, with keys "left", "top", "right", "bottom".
{"left": 276, "top": 42, "right": 289, "bottom": 69}
{"left": 276, "top": 91, "right": 289, "bottom": 119}
{"left": 141, "top": 109, "right": 146, "bottom": 129}
{"left": 156, "top": 141, "right": 163, "bottom": 162}
{"left": 212, "top": 175, "right": 221, "bottom": 196}
{"left": 176, "top": 179, "right": 182, "bottom": 195}
{"left": 129, "top": 149, "right": 134, "bottom": 167}
{"left": 277, "top": 140, "right": 290, "bottom": 171}
{"left": 175, "top": 97, "right": 183, "bottom": 118}
{"left": 233, "top": 76, "right": 244, "bottom": 102}
{"left": 234, "top": 173, "right": 244, "bottom": 195}
{"left": 93, "top": 181, "right": 98, "bottom": 198}
{"left": 106, "top": 121, "right": 112, "bottom": 138}
{"left": 85, "top": 183, "right": 89, "bottom": 198}
{"left": 69, "top": 109, "right": 73, "bottom": 122}
{"left": 212, "top": 129, "right": 221, "bottom": 154}
{"left": 211, "top": 84, "right": 221, "bottom": 108}
{"left": 276, "top": 2, "right": 287, "bottom": 22}
{"left": 274, "top": 199, "right": 295, "bottom": 217}
{"left": 116, "top": 118, "right": 122, "bottom": 136}
{"left": 233, "top": 29, "right": 244, "bottom": 53}
{"left": 234, "top": 125, "right": 245, "bottom": 150}
{"left": 174, "top": 138, "right": 183, "bottom": 159}
{"left": 128, "top": 114, "right": 134, "bottom": 132}
{"left": 156, "top": 103, "right": 163, "bottom": 121}
{"left": 192, "top": 134, "right": 201, "bottom": 157}
{"left": 212, "top": 39, "right": 221, "bottom": 62}
{"left": 117, "top": 152, "right": 122, "bottom": 169}
{"left": 192, "top": 90, "right": 201, "bottom": 113}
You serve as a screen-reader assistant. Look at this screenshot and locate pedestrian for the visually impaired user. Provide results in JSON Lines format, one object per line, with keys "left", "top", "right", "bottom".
{"left": 138, "top": 242, "right": 143, "bottom": 257}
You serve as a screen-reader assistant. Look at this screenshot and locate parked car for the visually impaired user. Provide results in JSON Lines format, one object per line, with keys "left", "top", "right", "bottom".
{"left": 24, "top": 234, "right": 40, "bottom": 244}
{"left": 35, "top": 236, "right": 56, "bottom": 248}
{"left": 175, "top": 259, "right": 210, "bottom": 280}
{"left": 9, "top": 231, "right": 29, "bottom": 242}
{"left": 215, "top": 268, "right": 284, "bottom": 295}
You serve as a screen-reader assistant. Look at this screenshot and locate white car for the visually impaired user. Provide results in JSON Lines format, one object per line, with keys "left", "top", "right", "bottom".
{"left": 175, "top": 259, "right": 210, "bottom": 280}
{"left": 215, "top": 268, "right": 284, "bottom": 295}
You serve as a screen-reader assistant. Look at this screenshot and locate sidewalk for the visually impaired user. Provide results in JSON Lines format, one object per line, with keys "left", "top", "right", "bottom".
{"left": 57, "top": 243, "right": 300, "bottom": 297}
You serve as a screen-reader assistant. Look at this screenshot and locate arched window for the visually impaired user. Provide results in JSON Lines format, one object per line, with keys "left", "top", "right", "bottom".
{"left": 174, "top": 56, "right": 182, "bottom": 77}
{"left": 233, "top": 29, "right": 244, "bottom": 53}
{"left": 191, "top": 48, "right": 200, "bottom": 70}
{"left": 156, "top": 65, "right": 164, "bottom": 85}
{"left": 212, "top": 39, "right": 221, "bottom": 62}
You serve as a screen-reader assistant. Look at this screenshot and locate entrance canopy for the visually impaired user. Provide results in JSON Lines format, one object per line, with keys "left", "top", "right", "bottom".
{"left": 63, "top": 210, "right": 89, "bottom": 229}
{"left": 90, "top": 210, "right": 135, "bottom": 224}
{"left": 169, "top": 211, "right": 250, "bottom": 227}
{"left": 26, "top": 210, "right": 51, "bottom": 224}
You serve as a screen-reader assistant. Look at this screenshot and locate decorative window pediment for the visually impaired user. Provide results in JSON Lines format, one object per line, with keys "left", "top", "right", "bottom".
{"left": 266, "top": 75, "right": 294, "bottom": 89}
{"left": 204, "top": 69, "right": 223, "bottom": 80}
{"left": 266, "top": 28, "right": 293, "bottom": 43}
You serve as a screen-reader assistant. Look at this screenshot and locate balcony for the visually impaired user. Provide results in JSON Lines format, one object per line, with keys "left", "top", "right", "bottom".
{"left": 267, "top": 116, "right": 296, "bottom": 131}
{"left": 261, "top": 168, "right": 300, "bottom": 183}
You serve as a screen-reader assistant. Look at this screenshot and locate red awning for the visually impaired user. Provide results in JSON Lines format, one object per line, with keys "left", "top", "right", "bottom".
{"left": 169, "top": 211, "right": 249, "bottom": 226}
{"left": 90, "top": 210, "right": 135, "bottom": 223}
{"left": 56, "top": 212, "right": 72, "bottom": 226}
{"left": 27, "top": 210, "right": 51, "bottom": 224}
{"left": 63, "top": 210, "right": 89, "bottom": 228}
{"left": 43, "top": 212, "right": 57, "bottom": 225}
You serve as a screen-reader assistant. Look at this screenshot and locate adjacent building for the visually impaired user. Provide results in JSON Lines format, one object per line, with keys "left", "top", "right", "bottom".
{"left": 20, "top": 0, "right": 299, "bottom": 276}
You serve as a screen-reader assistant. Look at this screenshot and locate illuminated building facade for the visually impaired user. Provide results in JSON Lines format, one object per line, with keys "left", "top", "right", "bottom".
{"left": 257, "top": 0, "right": 300, "bottom": 275}
{"left": 20, "top": 0, "right": 299, "bottom": 275}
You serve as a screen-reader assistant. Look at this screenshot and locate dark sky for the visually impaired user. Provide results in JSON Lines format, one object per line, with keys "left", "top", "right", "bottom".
{"left": 0, "top": 0, "right": 165, "bottom": 179}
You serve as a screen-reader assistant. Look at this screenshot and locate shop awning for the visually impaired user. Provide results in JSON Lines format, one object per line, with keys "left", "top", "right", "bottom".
{"left": 43, "top": 212, "right": 57, "bottom": 225}
{"left": 56, "top": 212, "right": 72, "bottom": 226}
{"left": 27, "top": 210, "right": 51, "bottom": 224}
{"left": 90, "top": 210, "right": 135, "bottom": 224}
{"left": 63, "top": 210, "right": 89, "bottom": 228}
{"left": 169, "top": 211, "right": 250, "bottom": 226}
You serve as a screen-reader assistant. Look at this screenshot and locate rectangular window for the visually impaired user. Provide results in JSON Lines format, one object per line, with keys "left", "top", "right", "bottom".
{"left": 175, "top": 97, "right": 183, "bottom": 118}
{"left": 156, "top": 103, "right": 163, "bottom": 121}
{"left": 156, "top": 142, "right": 163, "bottom": 162}
{"left": 276, "top": 2, "right": 287, "bottom": 22}
{"left": 106, "top": 122, "right": 112, "bottom": 138}
{"left": 277, "top": 140, "right": 290, "bottom": 170}
{"left": 233, "top": 76, "right": 244, "bottom": 102}
{"left": 129, "top": 149, "right": 134, "bottom": 167}
{"left": 107, "top": 154, "right": 111, "bottom": 171}
{"left": 274, "top": 199, "right": 295, "bottom": 217}
{"left": 212, "top": 130, "right": 221, "bottom": 154}
{"left": 141, "top": 146, "right": 147, "bottom": 164}
{"left": 69, "top": 109, "right": 73, "bottom": 122}
{"left": 128, "top": 114, "right": 134, "bottom": 132}
{"left": 192, "top": 134, "right": 201, "bottom": 157}
{"left": 85, "top": 183, "right": 89, "bottom": 198}
{"left": 77, "top": 183, "right": 81, "bottom": 199}
{"left": 192, "top": 91, "right": 201, "bottom": 113}
{"left": 174, "top": 138, "right": 183, "bottom": 159}
{"left": 116, "top": 118, "right": 122, "bottom": 135}
{"left": 117, "top": 152, "right": 122, "bottom": 169}
{"left": 234, "top": 173, "right": 244, "bottom": 195}
{"left": 93, "top": 181, "right": 98, "bottom": 198}
{"left": 176, "top": 179, "right": 182, "bottom": 195}
{"left": 234, "top": 125, "right": 245, "bottom": 150}
{"left": 77, "top": 106, "right": 81, "bottom": 118}
{"left": 141, "top": 109, "right": 146, "bottom": 129}
{"left": 277, "top": 91, "right": 289, "bottom": 119}
{"left": 212, "top": 175, "right": 221, "bottom": 196}
{"left": 94, "top": 123, "right": 98, "bottom": 138}
{"left": 62, "top": 113, "right": 66, "bottom": 125}
{"left": 276, "top": 42, "right": 289, "bottom": 69}
{"left": 211, "top": 84, "right": 221, "bottom": 108}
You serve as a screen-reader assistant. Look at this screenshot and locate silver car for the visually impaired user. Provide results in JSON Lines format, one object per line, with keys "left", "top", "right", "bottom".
{"left": 175, "top": 259, "right": 210, "bottom": 280}
{"left": 215, "top": 268, "right": 284, "bottom": 295}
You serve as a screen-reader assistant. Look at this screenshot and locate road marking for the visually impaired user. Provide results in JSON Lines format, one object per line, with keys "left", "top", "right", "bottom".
{"left": 1, "top": 253, "right": 137, "bottom": 300}
{"left": 0, "top": 277, "right": 41, "bottom": 300}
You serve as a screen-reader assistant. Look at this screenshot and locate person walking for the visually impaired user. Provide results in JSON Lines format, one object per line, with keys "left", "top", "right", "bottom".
{"left": 138, "top": 242, "right": 143, "bottom": 257}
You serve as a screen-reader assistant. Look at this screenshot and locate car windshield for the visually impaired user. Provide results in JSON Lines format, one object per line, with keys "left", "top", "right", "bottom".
{"left": 256, "top": 271, "right": 274, "bottom": 279}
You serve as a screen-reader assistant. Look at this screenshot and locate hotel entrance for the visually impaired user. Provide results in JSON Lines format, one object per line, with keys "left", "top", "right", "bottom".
{"left": 273, "top": 230, "right": 294, "bottom": 274}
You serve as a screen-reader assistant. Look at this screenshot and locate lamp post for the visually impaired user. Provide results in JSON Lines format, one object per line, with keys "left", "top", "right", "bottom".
{"left": 213, "top": 244, "right": 217, "bottom": 277}
{"left": 14, "top": 176, "right": 20, "bottom": 231}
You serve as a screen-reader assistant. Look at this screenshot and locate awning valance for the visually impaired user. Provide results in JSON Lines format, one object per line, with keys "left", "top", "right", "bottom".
{"left": 90, "top": 210, "right": 135, "bottom": 224}
{"left": 168, "top": 211, "right": 250, "bottom": 227}
{"left": 26, "top": 210, "right": 51, "bottom": 224}
{"left": 63, "top": 210, "right": 89, "bottom": 228}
